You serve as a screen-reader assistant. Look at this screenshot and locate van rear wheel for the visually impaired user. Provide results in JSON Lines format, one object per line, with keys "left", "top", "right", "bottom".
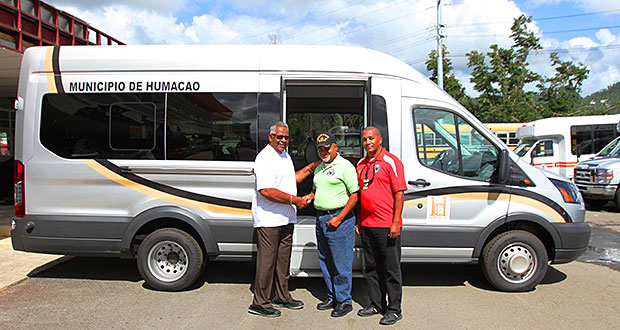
{"left": 481, "top": 230, "right": 548, "bottom": 292}
{"left": 137, "top": 228, "right": 204, "bottom": 291}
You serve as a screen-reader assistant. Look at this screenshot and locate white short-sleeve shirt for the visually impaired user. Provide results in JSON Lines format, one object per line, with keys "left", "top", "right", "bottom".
{"left": 251, "top": 145, "right": 297, "bottom": 228}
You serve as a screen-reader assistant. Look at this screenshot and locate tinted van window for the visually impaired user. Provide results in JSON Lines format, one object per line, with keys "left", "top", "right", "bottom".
{"left": 166, "top": 93, "right": 258, "bottom": 161}
{"left": 41, "top": 93, "right": 165, "bottom": 159}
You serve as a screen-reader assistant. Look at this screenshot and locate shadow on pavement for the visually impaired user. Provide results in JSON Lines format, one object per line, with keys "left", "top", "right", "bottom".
{"left": 28, "top": 257, "right": 567, "bottom": 296}
{"left": 30, "top": 257, "right": 142, "bottom": 282}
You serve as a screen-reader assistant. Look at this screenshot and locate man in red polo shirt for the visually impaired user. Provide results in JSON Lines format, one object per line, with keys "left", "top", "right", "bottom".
{"left": 355, "top": 126, "right": 407, "bottom": 326}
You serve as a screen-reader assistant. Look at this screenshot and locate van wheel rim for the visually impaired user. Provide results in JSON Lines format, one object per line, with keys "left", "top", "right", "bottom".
{"left": 147, "top": 241, "right": 188, "bottom": 282}
{"left": 497, "top": 243, "right": 537, "bottom": 284}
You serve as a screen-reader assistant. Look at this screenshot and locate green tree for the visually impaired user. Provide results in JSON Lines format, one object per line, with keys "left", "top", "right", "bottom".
{"left": 425, "top": 45, "right": 473, "bottom": 111}
{"left": 537, "top": 52, "right": 590, "bottom": 116}
{"left": 466, "top": 15, "right": 542, "bottom": 122}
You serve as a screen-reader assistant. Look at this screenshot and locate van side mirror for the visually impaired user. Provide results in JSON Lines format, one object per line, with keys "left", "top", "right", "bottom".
{"left": 498, "top": 149, "right": 510, "bottom": 184}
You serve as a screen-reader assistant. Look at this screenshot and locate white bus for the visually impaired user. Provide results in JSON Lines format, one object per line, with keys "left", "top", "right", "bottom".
{"left": 515, "top": 115, "right": 620, "bottom": 178}
{"left": 12, "top": 45, "right": 589, "bottom": 292}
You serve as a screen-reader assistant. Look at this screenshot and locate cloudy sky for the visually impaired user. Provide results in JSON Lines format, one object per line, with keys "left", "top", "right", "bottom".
{"left": 44, "top": 0, "right": 619, "bottom": 97}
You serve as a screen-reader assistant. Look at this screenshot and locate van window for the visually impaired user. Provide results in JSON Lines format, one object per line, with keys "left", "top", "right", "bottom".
{"left": 110, "top": 102, "right": 157, "bottom": 151}
{"left": 166, "top": 93, "right": 258, "bottom": 161}
{"left": 41, "top": 92, "right": 259, "bottom": 161}
{"left": 371, "top": 95, "right": 389, "bottom": 151}
{"left": 532, "top": 140, "right": 554, "bottom": 157}
{"left": 414, "top": 108, "right": 499, "bottom": 181}
{"left": 41, "top": 93, "right": 165, "bottom": 160}
{"left": 257, "top": 93, "right": 281, "bottom": 150}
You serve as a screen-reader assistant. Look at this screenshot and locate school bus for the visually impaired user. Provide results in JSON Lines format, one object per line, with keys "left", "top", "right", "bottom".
{"left": 416, "top": 122, "right": 522, "bottom": 161}
{"left": 484, "top": 123, "right": 523, "bottom": 150}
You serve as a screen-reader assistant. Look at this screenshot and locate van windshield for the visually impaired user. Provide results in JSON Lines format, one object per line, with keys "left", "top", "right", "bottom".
{"left": 597, "top": 137, "right": 620, "bottom": 157}
{"left": 609, "top": 143, "right": 620, "bottom": 157}
{"left": 514, "top": 143, "right": 532, "bottom": 157}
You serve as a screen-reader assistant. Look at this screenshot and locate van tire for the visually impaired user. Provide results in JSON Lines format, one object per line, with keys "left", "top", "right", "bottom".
{"left": 137, "top": 228, "right": 204, "bottom": 291}
{"left": 481, "top": 230, "right": 548, "bottom": 292}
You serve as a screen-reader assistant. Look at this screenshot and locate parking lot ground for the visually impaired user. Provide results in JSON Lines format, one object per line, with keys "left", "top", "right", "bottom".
{"left": 0, "top": 257, "right": 618, "bottom": 329}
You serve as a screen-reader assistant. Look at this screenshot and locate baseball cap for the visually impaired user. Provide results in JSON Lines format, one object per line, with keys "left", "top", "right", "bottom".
{"left": 316, "top": 132, "right": 336, "bottom": 148}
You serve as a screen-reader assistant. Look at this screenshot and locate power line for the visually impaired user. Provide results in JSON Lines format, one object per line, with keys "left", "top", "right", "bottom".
{"left": 368, "top": 27, "right": 434, "bottom": 49}
{"left": 228, "top": 0, "right": 369, "bottom": 43}
{"left": 447, "top": 24, "right": 620, "bottom": 39}
{"left": 284, "top": 0, "right": 417, "bottom": 43}
{"left": 310, "top": 6, "right": 433, "bottom": 44}
{"left": 447, "top": 8, "right": 620, "bottom": 28}
{"left": 385, "top": 36, "right": 435, "bottom": 54}
{"left": 441, "top": 44, "right": 620, "bottom": 58}
{"left": 404, "top": 43, "right": 620, "bottom": 66}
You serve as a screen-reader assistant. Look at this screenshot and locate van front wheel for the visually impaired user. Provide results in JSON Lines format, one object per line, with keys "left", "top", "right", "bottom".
{"left": 481, "top": 230, "right": 548, "bottom": 292}
{"left": 137, "top": 228, "right": 204, "bottom": 291}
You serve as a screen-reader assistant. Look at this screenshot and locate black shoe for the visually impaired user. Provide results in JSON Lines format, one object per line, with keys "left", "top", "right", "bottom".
{"left": 272, "top": 297, "right": 305, "bottom": 309}
{"left": 316, "top": 298, "right": 334, "bottom": 310}
{"left": 248, "top": 305, "right": 281, "bottom": 317}
{"left": 331, "top": 302, "right": 353, "bottom": 318}
{"left": 357, "top": 306, "right": 381, "bottom": 317}
{"left": 379, "top": 312, "right": 402, "bottom": 325}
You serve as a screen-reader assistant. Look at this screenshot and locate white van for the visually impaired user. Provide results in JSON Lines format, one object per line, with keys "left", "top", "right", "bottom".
{"left": 515, "top": 115, "right": 620, "bottom": 178}
{"left": 12, "top": 45, "right": 589, "bottom": 292}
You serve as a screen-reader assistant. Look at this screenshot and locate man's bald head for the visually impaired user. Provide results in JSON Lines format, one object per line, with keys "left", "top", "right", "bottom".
{"left": 362, "top": 126, "right": 382, "bottom": 138}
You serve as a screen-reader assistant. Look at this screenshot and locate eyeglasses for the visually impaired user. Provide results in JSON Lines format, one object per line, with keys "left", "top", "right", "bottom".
{"left": 271, "top": 134, "right": 290, "bottom": 141}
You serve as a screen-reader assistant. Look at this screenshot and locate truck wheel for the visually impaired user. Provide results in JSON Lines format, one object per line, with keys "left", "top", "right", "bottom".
{"left": 137, "top": 228, "right": 204, "bottom": 291}
{"left": 615, "top": 191, "right": 620, "bottom": 212}
{"left": 481, "top": 230, "right": 548, "bottom": 292}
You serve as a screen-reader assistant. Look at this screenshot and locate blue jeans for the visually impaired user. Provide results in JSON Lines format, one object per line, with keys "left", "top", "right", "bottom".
{"left": 316, "top": 211, "right": 355, "bottom": 304}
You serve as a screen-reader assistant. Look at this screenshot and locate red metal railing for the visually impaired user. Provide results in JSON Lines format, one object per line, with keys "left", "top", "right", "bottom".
{"left": 0, "top": 0, "right": 124, "bottom": 53}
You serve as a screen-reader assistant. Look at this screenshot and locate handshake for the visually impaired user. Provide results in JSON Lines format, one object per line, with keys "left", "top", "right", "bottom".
{"left": 292, "top": 193, "right": 314, "bottom": 209}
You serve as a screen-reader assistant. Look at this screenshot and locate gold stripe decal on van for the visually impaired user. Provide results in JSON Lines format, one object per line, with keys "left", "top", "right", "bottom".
{"left": 404, "top": 187, "right": 570, "bottom": 223}
{"left": 81, "top": 159, "right": 252, "bottom": 217}
{"left": 45, "top": 47, "right": 57, "bottom": 94}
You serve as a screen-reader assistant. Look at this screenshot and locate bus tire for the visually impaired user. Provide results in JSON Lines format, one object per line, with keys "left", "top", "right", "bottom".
{"left": 137, "top": 228, "right": 204, "bottom": 291}
{"left": 481, "top": 230, "right": 548, "bottom": 292}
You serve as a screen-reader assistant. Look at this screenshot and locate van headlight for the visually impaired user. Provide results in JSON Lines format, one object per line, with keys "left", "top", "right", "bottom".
{"left": 595, "top": 169, "right": 613, "bottom": 184}
{"left": 549, "top": 178, "right": 582, "bottom": 204}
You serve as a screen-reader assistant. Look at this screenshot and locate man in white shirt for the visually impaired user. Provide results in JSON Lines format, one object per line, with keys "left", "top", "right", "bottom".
{"left": 249, "top": 121, "right": 319, "bottom": 317}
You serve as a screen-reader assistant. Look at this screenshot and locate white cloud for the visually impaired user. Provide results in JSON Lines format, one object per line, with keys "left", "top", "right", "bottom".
{"left": 596, "top": 29, "right": 617, "bottom": 44}
{"left": 47, "top": 0, "right": 184, "bottom": 13}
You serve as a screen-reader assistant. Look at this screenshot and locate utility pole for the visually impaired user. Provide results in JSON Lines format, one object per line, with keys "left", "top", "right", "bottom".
{"left": 436, "top": 0, "right": 444, "bottom": 89}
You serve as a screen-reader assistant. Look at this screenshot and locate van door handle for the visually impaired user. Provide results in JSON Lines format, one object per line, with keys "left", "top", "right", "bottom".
{"left": 408, "top": 179, "right": 430, "bottom": 187}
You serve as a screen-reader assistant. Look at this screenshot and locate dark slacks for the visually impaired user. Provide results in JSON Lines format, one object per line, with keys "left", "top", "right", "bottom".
{"left": 360, "top": 226, "right": 402, "bottom": 314}
{"left": 252, "top": 223, "right": 294, "bottom": 308}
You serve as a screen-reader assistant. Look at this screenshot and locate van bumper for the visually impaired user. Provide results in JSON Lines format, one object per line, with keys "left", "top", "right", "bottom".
{"left": 551, "top": 222, "right": 591, "bottom": 264}
{"left": 10, "top": 215, "right": 126, "bottom": 256}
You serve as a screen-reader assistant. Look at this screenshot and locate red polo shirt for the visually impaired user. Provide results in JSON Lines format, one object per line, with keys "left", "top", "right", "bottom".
{"left": 357, "top": 148, "right": 407, "bottom": 228}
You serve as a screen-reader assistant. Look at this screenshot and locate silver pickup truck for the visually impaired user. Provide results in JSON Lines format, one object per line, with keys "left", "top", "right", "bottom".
{"left": 574, "top": 139, "right": 620, "bottom": 210}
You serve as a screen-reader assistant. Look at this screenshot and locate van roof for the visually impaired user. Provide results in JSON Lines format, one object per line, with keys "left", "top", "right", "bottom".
{"left": 25, "top": 44, "right": 427, "bottom": 81}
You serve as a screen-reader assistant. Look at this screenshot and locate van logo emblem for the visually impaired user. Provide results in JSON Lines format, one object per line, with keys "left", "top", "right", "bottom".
{"left": 427, "top": 196, "right": 451, "bottom": 221}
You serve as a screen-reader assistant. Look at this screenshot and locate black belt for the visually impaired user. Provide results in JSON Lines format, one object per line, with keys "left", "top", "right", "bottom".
{"left": 317, "top": 207, "right": 345, "bottom": 216}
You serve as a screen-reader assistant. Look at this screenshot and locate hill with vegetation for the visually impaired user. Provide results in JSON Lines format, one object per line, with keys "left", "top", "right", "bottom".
{"left": 580, "top": 82, "right": 620, "bottom": 115}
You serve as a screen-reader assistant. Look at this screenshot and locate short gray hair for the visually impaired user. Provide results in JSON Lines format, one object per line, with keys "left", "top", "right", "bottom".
{"left": 270, "top": 121, "right": 289, "bottom": 135}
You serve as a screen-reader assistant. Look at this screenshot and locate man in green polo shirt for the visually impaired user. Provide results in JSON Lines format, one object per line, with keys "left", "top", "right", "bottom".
{"left": 304, "top": 132, "right": 359, "bottom": 318}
